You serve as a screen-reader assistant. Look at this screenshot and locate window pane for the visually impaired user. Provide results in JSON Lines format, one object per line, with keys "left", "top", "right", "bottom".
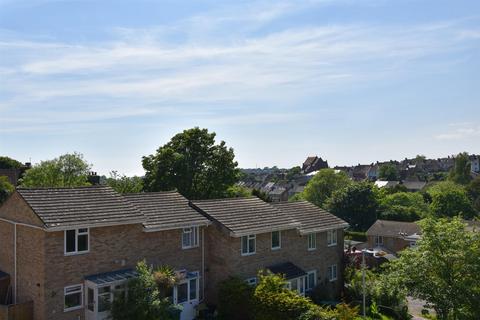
{"left": 189, "top": 278, "right": 197, "bottom": 300}
{"left": 78, "top": 228, "right": 88, "bottom": 234}
{"left": 87, "top": 288, "right": 94, "bottom": 311}
{"left": 65, "top": 292, "right": 81, "bottom": 309}
{"left": 300, "top": 277, "right": 305, "bottom": 294}
{"left": 177, "top": 283, "right": 188, "bottom": 303}
{"left": 272, "top": 231, "right": 280, "bottom": 248}
{"left": 183, "top": 231, "right": 191, "bottom": 248}
{"left": 248, "top": 238, "right": 255, "bottom": 253}
{"left": 66, "top": 230, "right": 76, "bottom": 253}
{"left": 308, "top": 273, "right": 315, "bottom": 289}
{"left": 241, "top": 236, "right": 248, "bottom": 254}
{"left": 78, "top": 234, "right": 88, "bottom": 252}
{"left": 290, "top": 279, "right": 298, "bottom": 291}
{"left": 98, "top": 294, "right": 111, "bottom": 312}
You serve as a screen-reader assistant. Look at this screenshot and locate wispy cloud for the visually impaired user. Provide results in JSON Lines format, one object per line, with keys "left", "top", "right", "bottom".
{"left": 1, "top": 0, "right": 479, "bottom": 135}
{"left": 435, "top": 123, "right": 480, "bottom": 140}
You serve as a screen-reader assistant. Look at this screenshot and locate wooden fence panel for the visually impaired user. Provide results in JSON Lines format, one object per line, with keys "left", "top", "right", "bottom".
{"left": 7, "top": 301, "right": 33, "bottom": 320}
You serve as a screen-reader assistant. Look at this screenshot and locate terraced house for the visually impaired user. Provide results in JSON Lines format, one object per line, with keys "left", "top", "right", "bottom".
{"left": 0, "top": 186, "right": 347, "bottom": 320}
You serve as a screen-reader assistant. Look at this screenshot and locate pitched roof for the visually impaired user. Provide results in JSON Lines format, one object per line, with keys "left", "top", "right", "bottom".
{"left": 273, "top": 201, "right": 348, "bottom": 234}
{"left": 267, "top": 262, "right": 306, "bottom": 280}
{"left": 366, "top": 219, "right": 421, "bottom": 238}
{"left": 124, "top": 191, "right": 210, "bottom": 231}
{"left": 17, "top": 186, "right": 144, "bottom": 230}
{"left": 190, "top": 197, "right": 299, "bottom": 237}
{"left": 401, "top": 181, "right": 426, "bottom": 191}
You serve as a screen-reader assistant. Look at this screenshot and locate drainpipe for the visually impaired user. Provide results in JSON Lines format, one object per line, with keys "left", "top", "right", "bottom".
{"left": 202, "top": 227, "right": 205, "bottom": 301}
{"left": 13, "top": 223, "right": 17, "bottom": 304}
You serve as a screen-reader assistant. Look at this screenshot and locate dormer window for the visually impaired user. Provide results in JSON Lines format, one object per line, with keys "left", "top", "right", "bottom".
{"left": 65, "top": 228, "right": 89, "bottom": 255}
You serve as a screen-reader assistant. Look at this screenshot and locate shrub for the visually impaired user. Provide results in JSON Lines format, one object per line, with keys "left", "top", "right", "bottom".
{"left": 216, "top": 277, "right": 254, "bottom": 320}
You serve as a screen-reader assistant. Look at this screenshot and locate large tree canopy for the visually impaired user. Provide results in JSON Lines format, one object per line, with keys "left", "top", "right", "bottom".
{"left": 378, "top": 163, "right": 399, "bottom": 181}
{"left": 0, "top": 156, "right": 23, "bottom": 169}
{"left": 302, "top": 169, "right": 351, "bottom": 208}
{"left": 427, "top": 181, "right": 475, "bottom": 219}
{"left": 386, "top": 217, "right": 480, "bottom": 319}
{"left": 142, "top": 127, "right": 239, "bottom": 199}
{"left": 327, "top": 182, "right": 378, "bottom": 231}
{"left": 448, "top": 152, "right": 472, "bottom": 185}
{"left": 378, "top": 192, "right": 429, "bottom": 222}
{"left": 20, "top": 153, "right": 91, "bottom": 188}
{"left": 106, "top": 171, "right": 144, "bottom": 194}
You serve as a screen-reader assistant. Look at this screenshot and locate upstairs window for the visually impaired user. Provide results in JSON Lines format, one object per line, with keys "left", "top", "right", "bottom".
{"left": 271, "top": 231, "right": 281, "bottom": 250}
{"left": 328, "top": 265, "right": 337, "bottom": 282}
{"left": 327, "top": 229, "right": 337, "bottom": 246}
{"left": 241, "top": 234, "right": 256, "bottom": 255}
{"left": 182, "top": 227, "right": 199, "bottom": 249}
{"left": 307, "top": 233, "right": 316, "bottom": 250}
{"left": 374, "top": 235, "right": 383, "bottom": 246}
{"left": 65, "top": 228, "right": 89, "bottom": 255}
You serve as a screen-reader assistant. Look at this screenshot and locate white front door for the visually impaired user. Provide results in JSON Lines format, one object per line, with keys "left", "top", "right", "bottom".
{"left": 176, "top": 276, "right": 199, "bottom": 320}
{"left": 85, "top": 285, "right": 96, "bottom": 320}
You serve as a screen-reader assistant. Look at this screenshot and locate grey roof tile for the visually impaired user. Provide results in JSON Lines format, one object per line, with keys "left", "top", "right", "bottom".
{"left": 190, "top": 197, "right": 299, "bottom": 237}
{"left": 17, "top": 186, "right": 144, "bottom": 229}
{"left": 124, "top": 191, "right": 210, "bottom": 230}
{"left": 273, "top": 201, "right": 348, "bottom": 234}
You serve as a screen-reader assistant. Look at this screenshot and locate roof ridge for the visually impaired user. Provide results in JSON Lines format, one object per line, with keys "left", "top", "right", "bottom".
{"left": 191, "top": 196, "right": 256, "bottom": 202}
{"left": 17, "top": 185, "right": 109, "bottom": 191}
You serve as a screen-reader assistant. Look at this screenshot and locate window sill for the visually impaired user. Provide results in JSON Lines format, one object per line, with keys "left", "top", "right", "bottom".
{"left": 327, "top": 243, "right": 337, "bottom": 247}
{"left": 329, "top": 278, "right": 337, "bottom": 282}
{"left": 241, "top": 252, "right": 256, "bottom": 256}
{"left": 307, "top": 248, "right": 317, "bottom": 251}
{"left": 64, "top": 251, "right": 89, "bottom": 257}
{"left": 64, "top": 305, "right": 83, "bottom": 312}
{"left": 271, "top": 247, "right": 281, "bottom": 251}
{"left": 182, "top": 245, "right": 199, "bottom": 250}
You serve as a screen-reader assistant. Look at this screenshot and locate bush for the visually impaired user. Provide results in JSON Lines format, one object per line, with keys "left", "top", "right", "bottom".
{"left": 217, "top": 277, "right": 254, "bottom": 320}
{"left": 345, "top": 231, "right": 367, "bottom": 242}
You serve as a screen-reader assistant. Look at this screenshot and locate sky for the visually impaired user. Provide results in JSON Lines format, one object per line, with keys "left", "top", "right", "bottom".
{"left": 1, "top": 0, "right": 479, "bottom": 176}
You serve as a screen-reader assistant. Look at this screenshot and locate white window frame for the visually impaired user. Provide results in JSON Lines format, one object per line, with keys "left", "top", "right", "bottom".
{"left": 245, "top": 277, "right": 257, "bottom": 286}
{"left": 328, "top": 265, "right": 337, "bottom": 282}
{"left": 182, "top": 227, "right": 199, "bottom": 249}
{"left": 374, "top": 235, "right": 384, "bottom": 246}
{"left": 271, "top": 231, "right": 281, "bottom": 250}
{"left": 306, "top": 270, "right": 317, "bottom": 291}
{"left": 64, "top": 284, "right": 83, "bottom": 312}
{"left": 327, "top": 229, "right": 337, "bottom": 246}
{"left": 64, "top": 228, "right": 90, "bottom": 256}
{"left": 241, "top": 234, "right": 256, "bottom": 256}
{"left": 307, "top": 233, "right": 316, "bottom": 251}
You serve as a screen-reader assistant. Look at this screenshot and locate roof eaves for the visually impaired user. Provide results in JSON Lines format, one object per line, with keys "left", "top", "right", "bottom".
{"left": 143, "top": 220, "right": 211, "bottom": 232}
{"left": 45, "top": 219, "right": 146, "bottom": 232}
{"left": 298, "top": 223, "right": 349, "bottom": 235}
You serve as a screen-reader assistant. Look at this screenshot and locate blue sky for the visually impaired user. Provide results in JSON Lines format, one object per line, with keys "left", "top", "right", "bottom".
{"left": 1, "top": 0, "right": 479, "bottom": 175}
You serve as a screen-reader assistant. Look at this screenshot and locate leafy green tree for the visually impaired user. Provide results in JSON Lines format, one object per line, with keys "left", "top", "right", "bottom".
{"left": 386, "top": 217, "right": 480, "bottom": 319}
{"left": 19, "top": 153, "right": 91, "bottom": 188}
{"left": 378, "top": 192, "right": 429, "bottom": 222}
{"left": 427, "top": 182, "right": 475, "bottom": 218}
{"left": 0, "top": 156, "right": 23, "bottom": 169}
{"left": 142, "top": 127, "right": 239, "bottom": 199}
{"left": 0, "top": 176, "right": 15, "bottom": 204}
{"left": 378, "top": 164, "right": 399, "bottom": 181}
{"left": 225, "top": 185, "right": 252, "bottom": 198}
{"left": 466, "top": 176, "right": 480, "bottom": 212}
{"left": 252, "top": 188, "right": 270, "bottom": 202}
{"left": 111, "top": 261, "right": 181, "bottom": 320}
{"left": 106, "top": 171, "right": 143, "bottom": 194}
{"left": 286, "top": 166, "right": 302, "bottom": 180}
{"left": 448, "top": 152, "right": 472, "bottom": 185}
{"left": 217, "top": 277, "right": 254, "bottom": 320}
{"left": 302, "top": 169, "right": 351, "bottom": 208}
{"left": 327, "top": 182, "right": 378, "bottom": 231}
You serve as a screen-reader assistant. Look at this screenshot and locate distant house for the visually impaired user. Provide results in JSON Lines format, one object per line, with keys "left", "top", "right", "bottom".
{"left": 268, "top": 187, "right": 289, "bottom": 202}
{"left": 366, "top": 220, "right": 421, "bottom": 254}
{"left": 302, "top": 156, "right": 328, "bottom": 174}
{"left": 470, "top": 155, "right": 480, "bottom": 173}
{"left": 401, "top": 181, "right": 427, "bottom": 192}
{"left": 374, "top": 181, "right": 400, "bottom": 189}
{"left": 352, "top": 165, "right": 371, "bottom": 181}
{"left": 366, "top": 165, "right": 379, "bottom": 180}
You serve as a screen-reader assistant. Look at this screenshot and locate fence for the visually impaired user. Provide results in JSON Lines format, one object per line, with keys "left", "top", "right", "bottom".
{"left": 0, "top": 301, "right": 33, "bottom": 320}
